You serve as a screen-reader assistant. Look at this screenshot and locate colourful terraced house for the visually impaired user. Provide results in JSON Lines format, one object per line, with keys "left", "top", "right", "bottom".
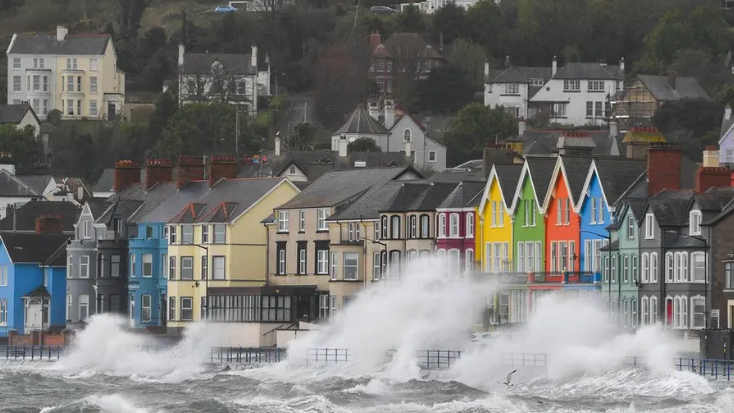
{"left": 478, "top": 165, "right": 519, "bottom": 275}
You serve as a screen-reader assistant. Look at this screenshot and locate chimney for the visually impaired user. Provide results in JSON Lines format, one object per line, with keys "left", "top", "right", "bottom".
{"left": 696, "top": 166, "right": 730, "bottom": 193}
{"left": 144, "top": 158, "right": 173, "bottom": 189}
{"left": 482, "top": 143, "right": 514, "bottom": 178}
{"left": 647, "top": 143, "right": 682, "bottom": 197}
{"left": 725, "top": 103, "right": 732, "bottom": 121}
{"left": 178, "top": 43, "right": 185, "bottom": 67}
{"left": 338, "top": 135, "right": 348, "bottom": 158}
{"left": 176, "top": 156, "right": 205, "bottom": 189}
{"left": 666, "top": 70, "right": 677, "bottom": 90}
{"left": 552, "top": 55, "right": 557, "bottom": 76}
{"left": 518, "top": 117, "right": 526, "bottom": 137}
{"left": 557, "top": 131, "right": 596, "bottom": 156}
{"left": 619, "top": 57, "right": 625, "bottom": 73}
{"left": 368, "top": 101, "right": 379, "bottom": 120}
{"left": 505, "top": 55, "right": 510, "bottom": 68}
{"left": 56, "top": 26, "right": 68, "bottom": 42}
{"left": 251, "top": 44, "right": 258, "bottom": 69}
{"left": 0, "top": 152, "right": 16, "bottom": 175}
{"left": 274, "top": 136, "right": 281, "bottom": 157}
{"left": 703, "top": 145, "right": 720, "bottom": 167}
{"left": 439, "top": 31, "right": 444, "bottom": 53}
{"left": 370, "top": 31, "right": 381, "bottom": 51}
{"left": 113, "top": 160, "right": 141, "bottom": 192}
{"left": 35, "top": 214, "right": 63, "bottom": 235}
{"left": 207, "top": 155, "right": 238, "bottom": 188}
{"left": 384, "top": 99, "right": 395, "bottom": 129}
{"left": 609, "top": 118, "right": 618, "bottom": 137}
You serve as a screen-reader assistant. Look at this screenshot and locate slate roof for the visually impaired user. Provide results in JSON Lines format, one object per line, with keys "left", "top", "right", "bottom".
{"left": 720, "top": 111, "right": 734, "bottom": 142}
{"left": 17, "top": 175, "right": 53, "bottom": 196}
{"left": 382, "top": 182, "right": 431, "bottom": 212}
{"left": 0, "top": 232, "right": 69, "bottom": 264}
{"left": 429, "top": 170, "right": 486, "bottom": 183}
{"left": 125, "top": 181, "right": 208, "bottom": 223}
{"left": 93, "top": 168, "right": 147, "bottom": 194}
{"left": 438, "top": 181, "right": 486, "bottom": 209}
{"left": 522, "top": 130, "right": 621, "bottom": 157}
{"left": 637, "top": 75, "right": 711, "bottom": 102}
{"left": 0, "top": 200, "right": 81, "bottom": 233}
{"left": 23, "top": 285, "right": 51, "bottom": 298}
{"left": 8, "top": 33, "right": 111, "bottom": 55}
{"left": 96, "top": 199, "right": 144, "bottom": 225}
{"left": 328, "top": 181, "right": 408, "bottom": 221}
{"left": 552, "top": 63, "right": 624, "bottom": 80}
{"left": 168, "top": 178, "right": 289, "bottom": 224}
{"left": 495, "top": 164, "right": 523, "bottom": 205}
{"left": 181, "top": 53, "right": 257, "bottom": 76}
{"left": 0, "top": 170, "right": 43, "bottom": 197}
{"left": 648, "top": 190, "right": 695, "bottom": 226}
{"left": 278, "top": 167, "right": 418, "bottom": 210}
{"left": 333, "top": 106, "right": 389, "bottom": 135}
{"left": 561, "top": 156, "right": 594, "bottom": 205}
{"left": 694, "top": 187, "right": 734, "bottom": 212}
{"left": 406, "top": 182, "right": 459, "bottom": 211}
{"left": 593, "top": 159, "right": 647, "bottom": 206}
{"left": 44, "top": 240, "right": 68, "bottom": 267}
{"left": 0, "top": 104, "right": 32, "bottom": 124}
{"left": 87, "top": 199, "right": 112, "bottom": 218}
{"left": 490, "top": 66, "right": 552, "bottom": 84}
{"left": 525, "top": 157, "right": 557, "bottom": 203}
{"left": 377, "top": 33, "right": 444, "bottom": 60}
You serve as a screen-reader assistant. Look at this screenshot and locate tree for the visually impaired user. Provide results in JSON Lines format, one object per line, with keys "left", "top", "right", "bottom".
{"left": 432, "top": 3, "right": 468, "bottom": 45}
{"left": 653, "top": 98, "right": 721, "bottom": 139}
{"left": 465, "top": 0, "right": 507, "bottom": 58}
{"left": 443, "top": 103, "right": 516, "bottom": 166}
{"left": 0, "top": 124, "right": 43, "bottom": 172}
{"left": 396, "top": 5, "right": 425, "bottom": 32}
{"left": 414, "top": 65, "right": 475, "bottom": 112}
{"left": 289, "top": 123, "right": 317, "bottom": 151}
{"left": 348, "top": 137, "right": 381, "bottom": 153}
{"left": 448, "top": 38, "right": 486, "bottom": 88}
{"left": 148, "top": 90, "right": 178, "bottom": 139}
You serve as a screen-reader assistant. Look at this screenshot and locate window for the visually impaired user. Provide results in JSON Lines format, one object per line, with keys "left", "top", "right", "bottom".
{"left": 43, "top": 75, "right": 48, "bottom": 92}
{"left": 169, "top": 297, "right": 176, "bottom": 321}
{"left": 645, "top": 213, "right": 654, "bottom": 239}
{"left": 403, "top": 129, "right": 412, "bottom": 142}
{"left": 611, "top": 255, "right": 617, "bottom": 283}
{"left": 43, "top": 268, "right": 49, "bottom": 287}
{"left": 128, "top": 254, "right": 136, "bottom": 277}
{"left": 169, "top": 256, "right": 176, "bottom": 279}
{"left": 590, "top": 198, "right": 597, "bottom": 223}
{"left": 627, "top": 216, "right": 635, "bottom": 239}
{"left": 449, "top": 213, "right": 460, "bottom": 237}
{"left": 673, "top": 296, "right": 688, "bottom": 329}
{"left": 141, "top": 295, "right": 152, "bottom": 323}
{"left": 503, "top": 83, "right": 519, "bottom": 94}
{"left": 517, "top": 242, "right": 525, "bottom": 272}
{"left": 181, "top": 257, "right": 193, "bottom": 280}
{"left": 421, "top": 215, "right": 429, "bottom": 238}
{"left": 182, "top": 225, "right": 193, "bottom": 244}
{"left": 408, "top": 215, "right": 417, "bottom": 238}
{"left": 213, "top": 224, "right": 225, "bottom": 244}
{"left": 550, "top": 241, "right": 558, "bottom": 272}
{"left": 650, "top": 296, "right": 658, "bottom": 324}
{"left": 622, "top": 255, "right": 629, "bottom": 283}
{"left": 32, "top": 75, "right": 40, "bottom": 91}
{"left": 212, "top": 256, "right": 225, "bottom": 280}
{"left": 381, "top": 216, "right": 388, "bottom": 239}
{"left": 391, "top": 216, "right": 400, "bottom": 239}
{"left": 665, "top": 252, "right": 673, "bottom": 282}
{"left": 42, "top": 99, "right": 48, "bottom": 115}
{"left": 142, "top": 254, "right": 152, "bottom": 277}
{"left": 12, "top": 76, "right": 20, "bottom": 92}
{"left": 650, "top": 253, "right": 658, "bottom": 283}
{"left": 641, "top": 296, "right": 649, "bottom": 326}
{"left": 632, "top": 254, "right": 638, "bottom": 283}
{"left": 297, "top": 243, "right": 307, "bottom": 274}
{"left": 466, "top": 249, "right": 474, "bottom": 273}
{"left": 76, "top": 99, "right": 82, "bottom": 115}
{"left": 66, "top": 295, "right": 73, "bottom": 321}
{"left": 289, "top": 166, "right": 296, "bottom": 175}
{"left": 181, "top": 297, "right": 193, "bottom": 321}
{"left": 201, "top": 297, "right": 207, "bottom": 320}
{"left": 689, "top": 211, "right": 702, "bottom": 235}
{"left": 691, "top": 296, "right": 705, "bottom": 329}
{"left": 201, "top": 256, "right": 208, "bottom": 280}
{"left": 622, "top": 298, "right": 629, "bottom": 328}
{"left": 66, "top": 76, "right": 74, "bottom": 93}
{"left": 344, "top": 253, "right": 358, "bottom": 280}
{"left": 331, "top": 252, "right": 338, "bottom": 280}
{"left": 90, "top": 76, "right": 98, "bottom": 93}
{"left": 170, "top": 226, "right": 177, "bottom": 243}
{"left": 162, "top": 254, "right": 168, "bottom": 279}
{"left": 79, "top": 255, "right": 89, "bottom": 278}
{"left": 563, "top": 80, "right": 580, "bottom": 91}
{"left": 584, "top": 240, "right": 592, "bottom": 272}
{"left": 76, "top": 76, "right": 82, "bottom": 92}
{"left": 201, "top": 225, "right": 209, "bottom": 244}
{"left": 641, "top": 253, "right": 649, "bottom": 283}
{"left": 299, "top": 210, "right": 306, "bottom": 232}
{"left": 79, "top": 294, "right": 89, "bottom": 321}
{"left": 389, "top": 250, "right": 401, "bottom": 276}
{"left": 593, "top": 240, "right": 601, "bottom": 272}
{"left": 373, "top": 252, "right": 381, "bottom": 280}
{"left": 448, "top": 249, "right": 461, "bottom": 274}
{"left": 556, "top": 199, "right": 562, "bottom": 225}
{"left": 317, "top": 209, "right": 329, "bottom": 230}
{"left": 0, "top": 299, "right": 6, "bottom": 325}
{"left": 588, "top": 80, "right": 604, "bottom": 91}
{"left": 586, "top": 101, "right": 593, "bottom": 118}
{"left": 674, "top": 252, "right": 688, "bottom": 282}
{"left": 90, "top": 58, "right": 98, "bottom": 71}
{"left": 439, "top": 214, "right": 447, "bottom": 237}
{"left": 13, "top": 58, "right": 20, "bottom": 69}
{"left": 277, "top": 211, "right": 289, "bottom": 232}
{"left": 691, "top": 252, "right": 705, "bottom": 282}
{"left": 726, "top": 262, "right": 734, "bottom": 289}
{"left": 66, "top": 58, "right": 78, "bottom": 69}
{"left": 317, "top": 250, "right": 329, "bottom": 275}
{"left": 559, "top": 241, "right": 568, "bottom": 271}
{"left": 277, "top": 243, "right": 286, "bottom": 275}
{"left": 428, "top": 151, "right": 437, "bottom": 162}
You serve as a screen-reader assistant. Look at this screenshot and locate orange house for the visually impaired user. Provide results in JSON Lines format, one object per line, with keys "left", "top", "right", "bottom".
{"left": 540, "top": 157, "right": 593, "bottom": 279}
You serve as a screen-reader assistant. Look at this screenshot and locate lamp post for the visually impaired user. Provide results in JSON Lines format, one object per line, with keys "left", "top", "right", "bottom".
{"left": 665, "top": 230, "right": 708, "bottom": 341}
{"left": 182, "top": 241, "right": 209, "bottom": 322}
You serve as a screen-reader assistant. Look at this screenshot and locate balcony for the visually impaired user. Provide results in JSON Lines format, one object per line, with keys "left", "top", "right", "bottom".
{"left": 529, "top": 272, "right": 602, "bottom": 284}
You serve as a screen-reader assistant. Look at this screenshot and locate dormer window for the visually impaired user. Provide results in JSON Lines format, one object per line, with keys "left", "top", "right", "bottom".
{"left": 690, "top": 210, "right": 702, "bottom": 235}
{"left": 403, "top": 129, "right": 411, "bottom": 142}
{"left": 289, "top": 166, "right": 296, "bottom": 175}
{"left": 645, "top": 213, "right": 654, "bottom": 239}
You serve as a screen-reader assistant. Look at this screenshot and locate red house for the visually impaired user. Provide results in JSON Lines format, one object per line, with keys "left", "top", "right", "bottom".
{"left": 435, "top": 181, "right": 485, "bottom": 273}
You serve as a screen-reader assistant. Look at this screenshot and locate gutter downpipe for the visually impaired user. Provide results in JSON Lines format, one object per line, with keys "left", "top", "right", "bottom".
{"left": 263, "top": 222, "right": 270, "bottom": 286}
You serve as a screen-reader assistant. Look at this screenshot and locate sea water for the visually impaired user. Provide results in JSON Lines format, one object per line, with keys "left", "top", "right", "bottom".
{"left": 1, "top": 257, "right": 731, "bottom": 412}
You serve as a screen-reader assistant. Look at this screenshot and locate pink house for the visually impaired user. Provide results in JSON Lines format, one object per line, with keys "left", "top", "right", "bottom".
{"left": 435, "top": 181, "right": 486, "bottom": 274}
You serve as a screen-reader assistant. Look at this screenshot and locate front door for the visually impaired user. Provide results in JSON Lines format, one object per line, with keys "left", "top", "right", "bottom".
{"left": 666, "top": 298, "right": 673, "bottom": 326}
{"left": 24, "top": 299, "right": 43, "bottom": 332}
{"left": 107, "top": 102, "right": 117, "bottom": 121}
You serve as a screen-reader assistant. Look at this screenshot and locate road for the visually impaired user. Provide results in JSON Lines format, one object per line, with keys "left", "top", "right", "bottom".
{"left": 276, "top": 95, "right": 316, "bottom": 139}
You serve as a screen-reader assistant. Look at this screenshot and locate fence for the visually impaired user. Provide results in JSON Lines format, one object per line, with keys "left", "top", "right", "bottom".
{"left": 209, "top": 347, "right": 286, "bottom": 364}
{"left": 0, "top": 345, "right": 64, "bottom": 361}
{"left": 501, "top": 352, "right": 548, "bottom": 367}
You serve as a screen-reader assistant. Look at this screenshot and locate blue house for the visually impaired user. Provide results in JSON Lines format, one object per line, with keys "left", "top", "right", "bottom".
{"left": 576, "top": 159, "right": 646, "bottom": 276}
{"left": 0, "top": 232, "right": 69, "bottom": 337}
{"left": 128, "top": 221, "right": 169, "bottom": 329}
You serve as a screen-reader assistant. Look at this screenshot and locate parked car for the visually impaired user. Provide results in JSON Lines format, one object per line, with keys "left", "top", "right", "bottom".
{"left": 215, "top": 5, "right": 237, "bottom": 12}
{"left": 370, "top": 5, "right": 398, "bottom": 15}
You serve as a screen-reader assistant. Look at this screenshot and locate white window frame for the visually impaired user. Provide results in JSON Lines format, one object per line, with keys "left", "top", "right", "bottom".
{"left": 449, "top": 213, "right": 460, "bottom": 237}
{"left": 299, "top": 210, "right": 306, "bottom": 232}
{"left": 373, "top": 252, "right": 381, "bottom": 281}
{"left": 465, "top": 213, "right": 474, "bottom": 238}
{"left": 79, "top": 294, "right": 89, "bottom": 321}
{"left": 317, "top": 208, "right": 329, "bottom": 230}
{"left": 690, "top": 295, "right": 705, "bottom": 329}
{"left": 212, "top": 256, "right": 225, "bottom": 280}
{"left": 641, "top": 296, "right": 649, "bottom": 326}
{"left": 317, "top": 249, "right": 329, "bottom": 275}
{"left": 141, "top": 294, "right": 152, "bottom": 323}
{"left": 517, "top": 242, "right": 525, "bottom": 272}
{"left": 439, "top": 214, "right": 447, "bottom": 238}
{"left": 465, "top": 249, "right": 474, "bottom": 273}
{"left": 79, "top": 255, "right": 89, "bottom": 278}
{"left": 691, "top": 252, "right": 705, "bottom": 282}
{"left": 277, "top": 210, "right": 289, "bottom": 232}
{"left": 650, "top": 252, "right": 658, "bottom": 283}
{"left": 331, "top": 252, "right": 339, "bottom": 280}
{"left": 689, "top": 210, "right": 702, "bottom": 236}
{"left": 627, "top": 216, "right": 635, "bottom": 239}
{"left": 142, "top": 254, "right": 153, "bottom": 278}
{"left": 641, "top": 252, "right": 649, "bottom": 283}
{"left": 344, "top": 252, "right": 358, "bottom": 281}
{"left": 645, "top": 213, "right": 654, "bottom": 239}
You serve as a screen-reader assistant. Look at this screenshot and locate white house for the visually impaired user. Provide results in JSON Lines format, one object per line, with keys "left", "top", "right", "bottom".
{"left": 529, "top": 56, "right": 625, "bottom": 126}
{"left": 331, "top": 100, "right": 447, "bottom": 172}
{"left": 177, "top": 44, "right": 271, "bottom": 116}
{"left": 0, "top": 104, "right": 40, "bottom": 137}
{"left": 400, "top": 0, "right": 498, "bottom": 13}
{"left": 483, "top": 62, "right": 552, "bottom": 119}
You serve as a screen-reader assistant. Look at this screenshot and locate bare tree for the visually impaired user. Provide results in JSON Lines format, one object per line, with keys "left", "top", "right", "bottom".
{"left": 178, "top": 61, "right": 253, "bottom": 109}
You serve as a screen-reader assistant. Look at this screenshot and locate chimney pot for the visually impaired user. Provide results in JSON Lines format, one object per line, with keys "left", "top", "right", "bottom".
{"left": 113, "top": 160, "right": 141, "bottom": 192}
{"left": 696, "top": 166, "right": 731, "bottom": 193}
{"left": 647, "top": 145, "right": 682, "bottom": 197}
{"left": 207, "top": 154, "right": 239, "bottom": 188}
{"left": 145, "top": 158, "right": 173, "bottom": 189}
{"left": 56, "top": 26, "right": 68, "bottom": 42}
{"left": 35, "top": 214, "right": 63, "bottom": 235}
{"left": 176, "top": 156, "right": 205, "bottom": 189}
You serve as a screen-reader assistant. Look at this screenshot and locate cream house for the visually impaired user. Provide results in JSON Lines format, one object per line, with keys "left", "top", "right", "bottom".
{"left": 6, "top": 26, "right": 125, "bottom": 120}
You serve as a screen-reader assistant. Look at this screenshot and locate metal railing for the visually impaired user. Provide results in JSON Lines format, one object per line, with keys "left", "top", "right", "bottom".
{"left": 0, "top": 345, "right": 64, "bottom": 360}
{"left": 501, "top": 352, "right": 548, "bottom": 367}
{"left": 209, "top": 347, "right": 286, "bottom": 364}
{"left": 307, "top": 348, "right": 353, "bottom": 364}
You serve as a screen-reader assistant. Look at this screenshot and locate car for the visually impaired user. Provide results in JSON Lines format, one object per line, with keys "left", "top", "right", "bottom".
{"left": 370, "top": 6, "right": 398, "bottom": 15}
{"left": 215, "top": 5, "right": 237, "bottom": 13}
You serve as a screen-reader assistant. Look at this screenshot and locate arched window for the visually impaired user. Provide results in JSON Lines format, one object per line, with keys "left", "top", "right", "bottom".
{"left": 438, "top": 214, "right": 447, "bottom": 237}
{"left": 650, "top": 253, "right": 658, "bottom": 283}
{"left": 448, "top": 249, "right": 461, "bottom": 276}
{"left": 689, "top": 210, "right": 702, "bottom": 235}
{"left": 449, "top": 213, "right": 460, "bottom": 237}
{"left": 420, "top": 215, "right": 430, "bottom": 238}
{"left": 381, "top": 216, "right": 388, "bottom": 239}
{"left": 641, "top": 253, "right": 649, "bottom": 283}
{"left": 409, "top": 215, "right": 417, "bottom": 238}
{"left": 641, "top": 296, "right": 649, "bottom": 326}
{"left": 631, "top": 298, "right": 638, "bottom": 328}
{"left": 466, "top": 213, "right": 474, "bottom": 238}
{"left": 403, "top": 129, "right": 411, "bottom": 142}
{"left": 465, "top": 249, "right": 474, "bottom": 273}
{"left": 436, "top": 249, "right": 446, "bottom": 259}
{"left": 622, "top": 298, "right": 629, "bottom": 328}
{"left": 390, "top": 215, "right": 400, "bottom": 239}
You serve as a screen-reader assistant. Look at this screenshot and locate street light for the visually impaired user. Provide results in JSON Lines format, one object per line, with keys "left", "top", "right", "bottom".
{"left": 181, "top": 241, "right": 209, "bottom": 322}
{"left": 665, "top": 230, "right": 708, "bottom": 340}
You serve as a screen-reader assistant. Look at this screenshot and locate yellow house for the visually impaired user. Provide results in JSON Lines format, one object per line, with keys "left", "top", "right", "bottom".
{"left": 6, "top": 26, "right": 125, "bottom": 120}
{"left": 166, "top": 172, "right": 299, "bottom": 336}
{"left": 477, "top": 164, "right": 523, "bottom": 273}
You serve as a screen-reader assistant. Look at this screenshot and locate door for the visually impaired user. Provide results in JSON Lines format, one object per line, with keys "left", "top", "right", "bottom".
{"left": 161, "top": 293, "right": 167, "bottom": 327}
{"left": 666, "top": 298, "right": 673, "bottom": 326}
{"left": 107, "top": 102, "right": 117, "bottom": 121}
{"left": 24, "top": 300, "right": 42, "bottom": 331}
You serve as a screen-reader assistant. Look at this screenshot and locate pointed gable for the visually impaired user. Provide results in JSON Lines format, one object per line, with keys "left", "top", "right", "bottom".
{"left": 333, "top": 105, "right": 389, "bottom": 136}
{"left": 169, "top": 202, "right": 207, "bottom": 224}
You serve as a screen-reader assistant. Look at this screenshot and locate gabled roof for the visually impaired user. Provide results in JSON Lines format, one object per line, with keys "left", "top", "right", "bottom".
{"left": 0, "top": 104, "right": 36, "bottom": 124}
{"left": 277, "top": 167, "right": 420, "bottom": 210}
{"left": 0, "top": 170, "right": 43, "bottom": 197}
{"left": 0, "top": 200, "right": 81, "bottom": 233}
{"left": 522, "top": 130, "right": 621, "bottom": 157}
{"left": 577, "top": 158, "right": 646, "bottom": 212}
{"left": 647, "top": 190, "right": 695, "bottom": 226}
{"left": 552, "top": 62, "right": 623, "bottom": 80}
{"left": 96, "top": 199, "right": 144, "bottom": 225}
{"left": 93, "top": 167, "right": 146, "bottom": 194}
{"left": 43, "top": 240, "right": 67, "bottom": 267}
{"left": 8, "top": 33, "right": 110, "bottom": 55}
{"left": 376, "top": 33, "right": 444, "bottom": 60}
{"left": 406, "top": 182, "right": 459, "bottom": 211}
{"left": 181, "top": 53, "right": 257, "bottom": 76}
{"left": 438, "top": 181, "right": 486, "bottom": 209}
{"left": 327, "top": 181, "right": 406, "bottom": 221}
{"left": 17, "top": 175, "right": 53, "bottom": 195}
{"left": 637, "top": 75, "right": 710, "bottom": 102}
{"left": 333, "top": 105, "right": 389, "bottom": 135}
{"left": 509, "top": 157, "right": 556, "bottom": 213}
{"left": 480, "top": 164, "right": 523, "bottom": 214}
{"left": 693, "top": 187, "right": 734, "bottom": 212}
{"left": 382, "top": 182, "right": 431, "bottom": 212}
{"left": 23, "top": 286, "right": 50, "bottom": 298}
{"left": 0, "top": 232, "right": 69, "bottom": 264}
{"left": 541, "top": 156, "right": 592, "bottom": 212}
{"left": 127, "top": 181, "right": 208, "bottom": 223}
{"left": 489, "top": 66, "right": 552, "bottom": 84}
{"left": 86, "top": 199, "right": 113, "bottom": 218}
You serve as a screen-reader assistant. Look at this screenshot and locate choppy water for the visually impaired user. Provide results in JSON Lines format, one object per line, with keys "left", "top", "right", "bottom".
{"left": 1, "top": 361, "right": 733, "bottom": 413}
